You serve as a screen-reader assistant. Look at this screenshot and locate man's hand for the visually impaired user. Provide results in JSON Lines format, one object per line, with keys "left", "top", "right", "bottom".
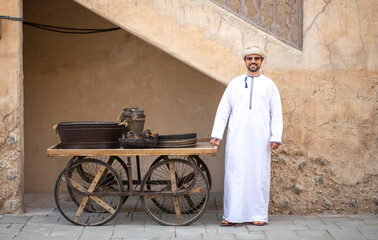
{"left": 269, "top": 142, "right": 280, "bottom": 150}
{"left": 210, "top": 138, "right": 221, "bottom": 147}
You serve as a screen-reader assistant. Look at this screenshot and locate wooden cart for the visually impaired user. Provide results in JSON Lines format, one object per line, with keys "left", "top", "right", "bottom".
{"left": 47, "top": 138, "right": 217, "bottom": 226}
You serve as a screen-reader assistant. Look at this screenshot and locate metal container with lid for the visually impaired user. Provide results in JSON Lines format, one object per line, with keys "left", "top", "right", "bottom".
{"left": 119, "top": 107, "right": 145, "bottom": 136}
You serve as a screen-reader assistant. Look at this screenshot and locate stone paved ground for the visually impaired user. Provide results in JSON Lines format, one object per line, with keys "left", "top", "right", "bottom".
{"left": 0, "top": 193, "right": 376, "bottom": 240}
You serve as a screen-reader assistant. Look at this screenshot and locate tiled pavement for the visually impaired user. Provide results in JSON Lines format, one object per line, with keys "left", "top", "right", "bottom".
{"left": 0, "top": 193, "right": 377, "bottom": 240}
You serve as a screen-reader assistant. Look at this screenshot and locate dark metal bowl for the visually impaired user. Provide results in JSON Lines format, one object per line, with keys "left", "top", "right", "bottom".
{"left": 119, "top": 137, "right": 158, "bottom": 149}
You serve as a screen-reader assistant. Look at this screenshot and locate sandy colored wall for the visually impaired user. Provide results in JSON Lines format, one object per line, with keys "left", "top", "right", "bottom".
{"left": 267, "top": 0, "right": 377, "bottom": 214}
{"left": 72, "top": 0, "right": 377, "bottom": 78}
{"left": 23, "top": 0, "right": 226, "bottom": 195}
{"left": 20, "top": 0, "right": 378, "bottom": 215}
{"left": 268, "top": 69, "right": 377, "bottom": 214}
{"left": 68, "top": 0, "right": 377, "bottom": 214}
{"left": 0, "top": 0, "right": 24, "bottom": 214}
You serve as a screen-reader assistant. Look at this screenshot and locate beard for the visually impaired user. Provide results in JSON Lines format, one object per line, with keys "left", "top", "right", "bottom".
{"left": 248, "top": 63, "right": 261, "bottom": 72}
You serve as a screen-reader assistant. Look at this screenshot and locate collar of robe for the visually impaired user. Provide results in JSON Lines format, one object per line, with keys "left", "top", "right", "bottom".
{"left": 244, "top": 74, "right": 260, "bottom": 88}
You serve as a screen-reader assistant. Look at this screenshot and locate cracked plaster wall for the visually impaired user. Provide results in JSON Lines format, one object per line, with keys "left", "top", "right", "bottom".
{"left": 73, "top": 0, "right": 377, "bottom": 214}
{"left": 264, "top": 0, "right": 377, "bottom": 214}
{"left": 0, "top": 0, "right": 24, "bottom": 214}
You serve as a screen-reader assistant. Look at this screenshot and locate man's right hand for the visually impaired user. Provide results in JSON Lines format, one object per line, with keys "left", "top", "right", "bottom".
{"left": 210, "top": 138, "right": 221, "bottom": 147}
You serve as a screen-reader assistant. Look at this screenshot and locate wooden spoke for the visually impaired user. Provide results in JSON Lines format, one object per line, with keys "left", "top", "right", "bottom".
{"left": 62, "top": 175, "right": 88, "bottom": 193}
{"left": 74, "top": 196, "right": 89, "bottom": 221}
{"left": 89, "top": 196, "right": 116, "bottom": 214}
{"left": 62, "top": 175, "right": 116, "bottom": 214}
{"left": 87, "top": 165, "right": 107, "bottom": 193}
{"left": 169, "top": 162, "right": 182, "bottom": 224}
{"left": 63, "top": 174, "right": 91, "bottom": 221}
{"left": 186, "top": 187, "right": 206, "bottom": 194}
{"left": 73, "top": 165, "right": 107, "bottom": 221}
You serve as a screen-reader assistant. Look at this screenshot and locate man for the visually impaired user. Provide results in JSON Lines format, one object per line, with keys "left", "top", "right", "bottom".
{"left": 210, "top": 46, "right": 283, "bottom": 226}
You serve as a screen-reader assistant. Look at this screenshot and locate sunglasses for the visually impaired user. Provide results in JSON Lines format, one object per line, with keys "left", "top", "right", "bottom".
{"left": 245, "top": 56, "right": 261, "bottom": 61}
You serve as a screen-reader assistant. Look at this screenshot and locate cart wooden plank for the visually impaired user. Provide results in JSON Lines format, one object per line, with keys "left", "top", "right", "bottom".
{"left": 47, "top": 139, "right": 217, "bottom": 157}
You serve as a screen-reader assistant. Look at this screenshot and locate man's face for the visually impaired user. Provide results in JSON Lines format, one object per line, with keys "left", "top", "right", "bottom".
{"left": 244, "top": 54, "right": 263, "bottom": 73}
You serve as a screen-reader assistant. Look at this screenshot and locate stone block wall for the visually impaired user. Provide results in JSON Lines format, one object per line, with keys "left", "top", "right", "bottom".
{"left": 0, "top": 0, "right": 24, "bottom": 214}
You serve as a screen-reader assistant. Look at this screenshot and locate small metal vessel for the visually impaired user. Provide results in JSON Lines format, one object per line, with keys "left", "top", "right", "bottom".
{"left": 119, "top": 107, "right": 145, "bottom": 136}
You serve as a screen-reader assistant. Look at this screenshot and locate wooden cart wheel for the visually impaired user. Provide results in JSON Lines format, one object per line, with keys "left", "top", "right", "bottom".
{"left": 140, "top": 159, "right": 210, "bottom": 226}
{"left": 150, "top": 155, "right": 212, "bottom": 188}
{"left": 54, "top": 159, "right": 123, "bottom": 226}
{"left": 147, "top": 156, "right": 211, "bottom": 214}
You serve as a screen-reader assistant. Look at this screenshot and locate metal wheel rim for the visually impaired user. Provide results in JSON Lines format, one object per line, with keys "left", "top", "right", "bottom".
{"left": 54, "top": 159, "right": 123, "bottom": 226}
{"left": 148, "top": 157, "right": 209, "bottom": 214}
{"left": 140, "top": 159, "right": 210, "bottom": 226}
{"left": 66, "top": 157, "right": 129, "bottom": 208}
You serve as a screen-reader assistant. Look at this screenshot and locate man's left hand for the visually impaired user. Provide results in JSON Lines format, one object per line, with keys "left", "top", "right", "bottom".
{"left": 269, "top": 142, "right": 280, "bottom": 150}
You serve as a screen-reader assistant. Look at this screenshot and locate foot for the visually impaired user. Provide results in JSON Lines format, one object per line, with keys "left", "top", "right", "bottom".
{"left": 252, "top": 221, "right": 267, "bottom": 226}
{"left": 220, "top": 219, "right": 235, "bottom": 227}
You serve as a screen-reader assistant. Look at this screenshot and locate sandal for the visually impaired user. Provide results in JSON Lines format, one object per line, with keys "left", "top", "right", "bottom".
{"left": 251, "top": 221, "right": 267, "bottom": 226}
{"left": 220, "top": 219, "right": 236, "bottom": 227}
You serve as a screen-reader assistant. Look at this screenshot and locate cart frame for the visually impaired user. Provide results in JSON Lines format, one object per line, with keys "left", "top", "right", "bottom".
{"left": 47, "top": 138, "right": 217, "bottom": 226}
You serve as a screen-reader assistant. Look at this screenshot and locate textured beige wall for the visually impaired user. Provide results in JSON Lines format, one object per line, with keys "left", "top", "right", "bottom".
{"left": 0, "top": 0, "right": 24, "bottom": 214}
{"left": 23, "top": 0, "right": 226, "bottom": 194}
{"left": 267, "top": 0, "right": 377, "bottom": 214}
{"left": 18, "top": 0, "right": 378, "bottom": 215}
{"left": 268, "top": 69, "right": 377, "bottom": 214}
{"left": 73, "top": 0, "right": 376, "bottom": 78}
{"left": 71, "top": 0, "right": 377, "bottom": 214}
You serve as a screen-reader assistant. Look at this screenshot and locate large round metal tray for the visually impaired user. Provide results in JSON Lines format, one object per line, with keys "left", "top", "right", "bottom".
{"left": 155, "top": 143, "right": 197, "bottom": 148}
{"left": 156, "top": 133, "right": 197, "bottom": 148}
{"left": 156, "top": 138, "right": 197, "bottom": 145}
{"left": 157, "top": 133, "right": 197, "bottom": 140}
